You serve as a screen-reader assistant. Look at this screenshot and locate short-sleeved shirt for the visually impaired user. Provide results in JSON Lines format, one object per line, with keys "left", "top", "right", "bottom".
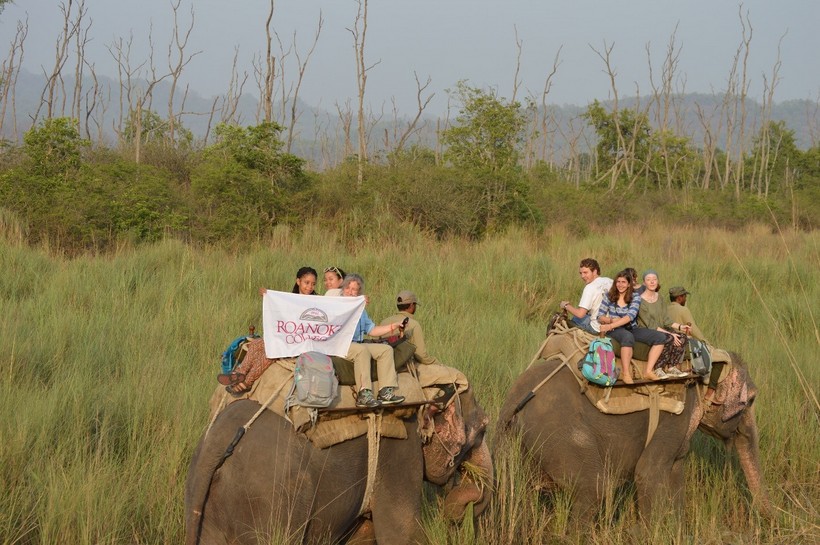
{"left": 579, "top": 276, "right": 613, "bottom": 333}
{"left": 380, "top": 311, "right": 440, "bottom": 366}
{"left": 352, "top": 309, "right": 375, "bottom": 342}
{"left": 667, "top": 302, "right": 706, "bottom": 341}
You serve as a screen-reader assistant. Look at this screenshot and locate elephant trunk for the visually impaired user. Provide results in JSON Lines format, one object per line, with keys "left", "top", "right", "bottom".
{"left": 733, "top": 405, "right": 772, "bottom": 516}
{"left": 442, "top": 436, "right": 494, "bottom": 519}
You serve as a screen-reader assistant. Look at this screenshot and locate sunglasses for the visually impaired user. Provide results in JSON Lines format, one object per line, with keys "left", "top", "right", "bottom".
{"left": 324, "top": 266, "right": 342, "bottom": 276}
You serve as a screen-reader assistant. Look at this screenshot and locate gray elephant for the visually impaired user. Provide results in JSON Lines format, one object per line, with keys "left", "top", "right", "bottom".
{"left": 185, "top": 388, "right": 492, "bottom": 545}
{"left": 497, "top": 355, "right": 769, "bottom": 522}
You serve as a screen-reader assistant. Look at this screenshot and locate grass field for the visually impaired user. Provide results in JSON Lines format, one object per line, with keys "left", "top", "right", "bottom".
{"left": 0, "top": 220, "right": 817, "bottom": 544}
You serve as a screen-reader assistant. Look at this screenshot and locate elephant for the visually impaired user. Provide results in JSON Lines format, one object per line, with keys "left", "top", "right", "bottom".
{"left": 497, "top": 354, "right": 769, "bottom": 523}
{"left": 185, "top": 387, "right": 492, "bottom": 545}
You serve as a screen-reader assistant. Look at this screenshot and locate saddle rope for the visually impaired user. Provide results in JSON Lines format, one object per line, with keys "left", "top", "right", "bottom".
{"left": 357, "top": 412, "right": 383, "bottom": 518}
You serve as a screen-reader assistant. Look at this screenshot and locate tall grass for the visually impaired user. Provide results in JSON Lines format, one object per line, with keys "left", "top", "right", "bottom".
{"left": 0, "top": 220, "right": 817, "bottom": 544}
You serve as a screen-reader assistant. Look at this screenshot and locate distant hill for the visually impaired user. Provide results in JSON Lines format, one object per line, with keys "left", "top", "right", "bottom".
{"left": 1, "top": 69, "right": 816, "bottom": 169}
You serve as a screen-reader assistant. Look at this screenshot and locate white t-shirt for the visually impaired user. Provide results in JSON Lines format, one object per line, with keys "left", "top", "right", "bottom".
{"left": 578, "top": 276, "right": 613, "bottom": 332}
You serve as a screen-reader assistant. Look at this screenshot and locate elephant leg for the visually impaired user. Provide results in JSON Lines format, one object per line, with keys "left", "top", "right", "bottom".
{"left": 442, "top": 435, "right": 494, "bottom": 519}
{"left": 369, "top": 429, "right": 425, "bottom": 545}
{"left": 634, "top": 442, "right": 687, "bottom": 523}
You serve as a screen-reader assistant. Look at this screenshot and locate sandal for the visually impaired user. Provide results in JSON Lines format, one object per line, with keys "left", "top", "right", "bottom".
{"left": 217, "top": 372, "right": 245, "bottom": 386}
{"left": 225, "top": 381, "right": 251, "bottom": 398}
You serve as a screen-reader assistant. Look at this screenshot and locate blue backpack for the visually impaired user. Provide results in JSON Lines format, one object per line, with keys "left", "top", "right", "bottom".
{"left": 580, "top": 337, "right": 619, "bottom": 386}
{"left": 220, "top": 332, "right": 260, "bottom": 374}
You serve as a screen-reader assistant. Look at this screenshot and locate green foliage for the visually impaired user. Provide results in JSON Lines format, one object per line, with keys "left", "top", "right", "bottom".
{"left": 123, "top": 109, "right": 193, "bottom": 147}
{"left": 583, "top": 100, "right": 651, "bottom": 181}
{"left": 646, "top": 129, "right": 702, "bottom": 188}
{"left": 441, "top": 81, "right": 527, "bottom": 174}
{"left": 23, "top": 117, "right": 89, "bottom": 177}
{"left": 189, "top": 159, "right": 283, "bottom": 241}
{"left": 440, "top": 83, "right": 534, "bottom": 232}
{"left": 208, "top": 122, "right": 305, "bottom": 184}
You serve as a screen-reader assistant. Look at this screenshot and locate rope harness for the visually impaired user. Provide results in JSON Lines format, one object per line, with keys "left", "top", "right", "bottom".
{"left": 516, "top": 322, "right": 665, "bottom": 445}
{"left": 357, "top": 412, "right": 383, "bottom": 517}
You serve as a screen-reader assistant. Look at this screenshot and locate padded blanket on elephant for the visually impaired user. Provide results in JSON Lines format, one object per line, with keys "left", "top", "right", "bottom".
{"left": 208, "top": 360, "right": 468, "bottom": 449}
{"left": 535, "top": 324, "right": 687, "bottom": 415}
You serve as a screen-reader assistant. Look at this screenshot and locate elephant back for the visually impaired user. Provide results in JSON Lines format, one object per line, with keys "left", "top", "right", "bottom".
{"left": 531, "top": 325, "right": 689, "bottom": 416}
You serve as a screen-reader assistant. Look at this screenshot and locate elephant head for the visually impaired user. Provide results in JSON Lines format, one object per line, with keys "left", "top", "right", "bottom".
{"left": 691, "top": 356, "right": 772, "bottom": 516}
{"left": 421, "top": 387, "right": 494, "bottom": 520}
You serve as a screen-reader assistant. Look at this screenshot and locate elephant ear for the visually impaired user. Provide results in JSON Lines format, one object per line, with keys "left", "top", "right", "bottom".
{"left": 718, "top": 365, "right": 756, "bottom": 422}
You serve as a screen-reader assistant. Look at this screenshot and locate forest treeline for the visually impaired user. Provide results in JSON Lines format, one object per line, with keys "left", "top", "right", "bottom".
{"left": 1, "top": 2, "right": 818, "bottom": 251}
{"left": 0, "top": 92, "right": 818, "bottom": 253}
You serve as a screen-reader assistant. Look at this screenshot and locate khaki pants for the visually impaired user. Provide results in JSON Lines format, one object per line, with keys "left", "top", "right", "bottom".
{"left": 346, "top": 342, "right": 397, "bottom": 392}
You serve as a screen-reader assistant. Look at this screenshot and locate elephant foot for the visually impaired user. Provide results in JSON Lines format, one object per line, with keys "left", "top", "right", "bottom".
{"left": 347, "top": 519, "right": 376, "bottom": 545}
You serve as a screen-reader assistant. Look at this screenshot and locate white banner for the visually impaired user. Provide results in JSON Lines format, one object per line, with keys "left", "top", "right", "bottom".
{"left": 262, "top": 290, "right": 365, "bottom": 358}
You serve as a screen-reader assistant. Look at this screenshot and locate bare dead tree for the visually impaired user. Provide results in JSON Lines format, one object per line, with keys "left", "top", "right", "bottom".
{"left": 0, "top": 16, "right": 28, "bottom": 139}
{"left": 271, "top": 28, "right": 293, "bottom": 126}
{"left": 109, "top": 23, "right": 169, "bottom": 162}
{"left": 284, "top": 11, "right": 323, "bottom": 154}
{"left": 314, "top": 106, "right": 342, "bottom": 170}
{"left": 166, "top": 0, "right": 201, "bottom": 145}
{"left": 203, "top": 95, "right": 221, "bottom": 144}
{"left": 555, "top": 114, "right": 585, "bottom": 188}
{"left": 525, "top": 45, "right": 562, "bottom": 170}
{"left": 69, "top": 0, "right": 89, "bottom": 122}
{"left": 510, "top": 26, "right": 523, "bottom": 105}
{"left": 83, "top": 62, "right": 107, "bottom": 143}
{"left": 590, "top": 41, "right": 627, "bottom": 190}
{"left": 751, "top": 31, "right": 784, "bottom": 197}
{"left": 348, "top": 0, "right": 381, "bottom": 186}
{"left": 261, "top": 0, "right": 276, "bottom": 123}
{"left": 388, "top": 72, "right": 434, "bottom": 156}
{"left": 646, "top": 26, "right": 683, "bottom": 190}
{"left": 34, "top": 0, "right": 81, "bottom": 123}
{"left": 335, "top": 98, "right": 353, "bottom": 160}
{"left": 722, "top": 7, "right": 753, "bottom": 197}
{"left": 220, "top": 47, "right": 249, "bottom": 126}
{"left": 807, "top": 92, "right": 819, "bottom": 149}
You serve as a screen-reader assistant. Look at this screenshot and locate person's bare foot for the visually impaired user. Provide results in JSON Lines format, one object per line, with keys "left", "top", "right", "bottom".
{"left": 226, "top": 381, "right": 251, "bottom": 397}
{"left": 644, "top": 372, "right": 661, "bottom": 381}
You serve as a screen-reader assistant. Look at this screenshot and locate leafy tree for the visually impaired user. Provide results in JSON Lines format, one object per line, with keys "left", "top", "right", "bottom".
{"left": 123, "top": 109, "right": 193, "bottom": 148}
{"left": 583, "top": 100, "right": 651, "bottom": 186}
{"left": 646, "top": 130, "right": 701, "bottom": 189}
{"left": 23, "top": 117, "right": 89, "bottom": 177}
{"left": 208, "top": 122, "right": 304, "bottom": 185}
{"left": 441, "top": 81, "right": 527, "bottom": 173}
{"left": 386, "top": 144, "right": 437, "bottom": 168}
{"left": 440, "top": 82, "right": 532, "bottom": 232}
{"left": 747, "top": 120, "right": 802, "bottom": 195}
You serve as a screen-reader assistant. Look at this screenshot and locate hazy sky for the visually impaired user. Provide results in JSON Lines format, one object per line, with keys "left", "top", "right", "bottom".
{"left": 1, "top": 0, "right": 817, "bottom": 115}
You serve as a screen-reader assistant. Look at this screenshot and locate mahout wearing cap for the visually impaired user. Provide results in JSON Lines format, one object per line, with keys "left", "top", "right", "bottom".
{"left": 669, "top": 286, "right": 690, "bottom": 298}
{"left": 396, "top": 290, "right": 419, "bottom": 306}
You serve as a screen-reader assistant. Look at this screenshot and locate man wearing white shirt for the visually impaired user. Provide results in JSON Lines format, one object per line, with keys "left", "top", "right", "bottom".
{"left": 560, "top": 258, "right": 613, "bottom": 334}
